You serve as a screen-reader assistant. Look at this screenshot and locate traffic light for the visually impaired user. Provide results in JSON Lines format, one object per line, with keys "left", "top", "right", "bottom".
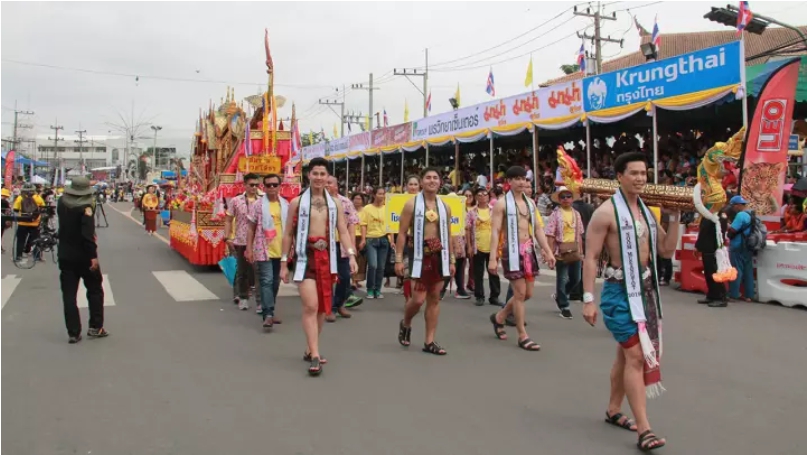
{"left": 704, "top": 6, "right": 767, "bottom": 35}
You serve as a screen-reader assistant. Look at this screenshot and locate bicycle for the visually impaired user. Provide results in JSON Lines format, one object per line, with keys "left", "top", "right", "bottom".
{"left": 9, "top": 211, "right": 58, "bottom": 269}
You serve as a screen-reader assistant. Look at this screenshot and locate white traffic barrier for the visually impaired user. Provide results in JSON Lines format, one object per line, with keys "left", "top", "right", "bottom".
{"left": 755, "top": 242, "right": 807, "bottom": 308}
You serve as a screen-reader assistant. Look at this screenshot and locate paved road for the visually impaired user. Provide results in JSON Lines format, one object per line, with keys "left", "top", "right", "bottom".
{"left": 2, "top": 202, "right": 805, "bottom": 455}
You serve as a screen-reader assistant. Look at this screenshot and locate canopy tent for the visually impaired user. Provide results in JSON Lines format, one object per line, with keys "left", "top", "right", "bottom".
{"left": 747, "top": 56, "right": 807, "bottom": 102}
{"left": 0, "top": 155, "right": 48, "bottom": 167}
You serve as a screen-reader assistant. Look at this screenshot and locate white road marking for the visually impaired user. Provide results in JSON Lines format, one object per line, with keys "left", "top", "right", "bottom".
{"left": 76, "top": 274, "right": 116, "bottom": 308}
{"left": 152, "top": 270, "right": 218, "bottom": 302}
{"left": 2, "top": 274, "right": 22, "bottom": 311}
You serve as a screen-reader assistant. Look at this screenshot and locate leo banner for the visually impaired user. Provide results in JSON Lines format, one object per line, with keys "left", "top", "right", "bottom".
{"left": 739, "top": 57, "right": 800, "bottom": 221}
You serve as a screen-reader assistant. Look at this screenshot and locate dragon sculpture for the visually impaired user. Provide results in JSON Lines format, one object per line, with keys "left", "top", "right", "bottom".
{"left": 693, "top": 126, "right": 745, "bottom": 218}
{"left": 691, "top": 127, "right": 745, "bottom": 283}
{"left": 556, "top": 146, "right": 583, "bottom": 198}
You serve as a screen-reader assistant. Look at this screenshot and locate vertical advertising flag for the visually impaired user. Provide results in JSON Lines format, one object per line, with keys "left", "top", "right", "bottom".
{"left": 4, "top": 150, "right": 15, "bottom": 188}
{"left": 739, "top": 57, "right": 799, "bottom": 220}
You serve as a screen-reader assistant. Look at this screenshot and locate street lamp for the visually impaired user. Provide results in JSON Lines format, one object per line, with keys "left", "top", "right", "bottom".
{"left": 150, "top": 125, "right": 162, "bottom": 177}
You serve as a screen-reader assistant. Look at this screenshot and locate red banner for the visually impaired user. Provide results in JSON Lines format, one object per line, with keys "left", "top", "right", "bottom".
{"left": 740, "top": 58, "right": 800, "bottom": 219}
{"left": 371, "top": 128, "right": 390, "bottom": 149}
{"left": 3, "top": 150, "right": 15, "bottom": 188}
{"left": 389, "top": 123, "right": 412, "bottom": 145}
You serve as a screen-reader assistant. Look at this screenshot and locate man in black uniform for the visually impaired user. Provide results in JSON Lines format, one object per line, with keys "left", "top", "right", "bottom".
{"left": 695, "top": 211, "right": 729, "bottom": 308}
{"left": 57, "top": 177, "right": 109, "bottom": 343}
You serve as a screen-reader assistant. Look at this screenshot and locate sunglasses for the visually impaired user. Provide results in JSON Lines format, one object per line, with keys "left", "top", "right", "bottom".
{"left": 559, "top": 194, "right": 573, "bottom": 200}
{"left": 264, "top": 183, "right": 280, "bottom": 188}
{"left": 247, "top": 183, "right": 260, "bottom": 187}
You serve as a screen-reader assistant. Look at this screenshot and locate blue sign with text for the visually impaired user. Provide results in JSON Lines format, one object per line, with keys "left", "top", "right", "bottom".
{"left": 788, "top": 134, "right": 800, "bottom": 151}
{"left": 583, "top": 41, "right": 742, "bottom": 112}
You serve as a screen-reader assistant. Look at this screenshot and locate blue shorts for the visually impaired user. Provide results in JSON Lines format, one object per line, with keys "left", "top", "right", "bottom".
{"left": 600, "top": 281, "right": 638, "bottom": 344}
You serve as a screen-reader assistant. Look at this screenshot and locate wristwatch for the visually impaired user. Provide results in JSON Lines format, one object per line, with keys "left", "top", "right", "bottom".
{"left": 280, "top": 254, "right": 288, "bottom": 262}
{"left": 583, "top": 292, "right": 595, "bottom": 304}
{"left": 347, "top": 248, "right": 356, "bottom": 256}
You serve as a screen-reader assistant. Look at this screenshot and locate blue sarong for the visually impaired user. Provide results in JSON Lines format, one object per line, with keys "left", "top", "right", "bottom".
{"left": 600, "top": 280, "right": 638, "bottom": 344}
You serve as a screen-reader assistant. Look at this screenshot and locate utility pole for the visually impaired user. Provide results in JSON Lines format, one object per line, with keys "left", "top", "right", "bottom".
{"left": 150, "top": 125, "right": 162, "bottom": 178}
{"left": 48, "top": 123, "right": 64, "bottom": 183}
{"left": 12, "top": 108, "right": 35, "bottom": 149}
{"left": 343, "top": 112, "right": 366, "bottom": 132}
{"left": 351, "top": 73, "right": 380, "bottom": 189}
{"left": 393, "top": 48, "right": 429, "bottom": 117}
{"left": 318, "top": 94, "right": 345, "bottom": 138}
{"left": 574, "top": 2, "right": 621, "bottom": 74}
{"left": 75, "top": 127, "right": 88, "bottom": 174}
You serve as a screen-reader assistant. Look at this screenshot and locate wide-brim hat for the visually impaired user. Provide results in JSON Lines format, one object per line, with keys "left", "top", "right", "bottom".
{"left": 64, "top": 177, "right": 95, "bottom": 196}
{"left": 551, "top": 186, "right": 575, "bottom": 204}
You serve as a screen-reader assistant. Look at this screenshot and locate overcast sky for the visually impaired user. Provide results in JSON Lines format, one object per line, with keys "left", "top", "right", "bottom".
{"left": 3, "top": 1, "right": 807, "bottom": 155}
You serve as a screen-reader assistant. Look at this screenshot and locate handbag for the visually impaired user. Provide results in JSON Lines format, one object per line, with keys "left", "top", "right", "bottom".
{"left": 558, "top": 242, "right": 582, "bottom": 263}
{"left": 557, "top": 210, "right": 582, "bottom": 263}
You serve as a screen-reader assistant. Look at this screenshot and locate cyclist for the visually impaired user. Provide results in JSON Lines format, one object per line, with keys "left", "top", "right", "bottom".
{"left": 12, "top": 183, "right": 45, "bottom": 261}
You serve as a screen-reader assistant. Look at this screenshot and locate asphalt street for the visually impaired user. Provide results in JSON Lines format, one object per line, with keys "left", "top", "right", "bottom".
{"left": 2, "top": 201, "right": 805, "bottom": 455}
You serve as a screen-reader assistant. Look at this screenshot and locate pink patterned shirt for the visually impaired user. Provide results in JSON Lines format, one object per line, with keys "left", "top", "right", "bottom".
{"left": 226, "top": 193, "right": 260, "bottom": 246}
{"left": 246, "top": 200, "right": 271, "bottom": 262}
{"left": 336, "top": 193, "right": 360, "bottom": 258}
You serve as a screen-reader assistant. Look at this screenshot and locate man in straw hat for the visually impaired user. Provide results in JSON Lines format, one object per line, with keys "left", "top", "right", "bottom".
{"left": 544, "top": 186, "right": 585, "bottom": 320}
{"left": 57, "top": 177, "right": 108, "bottom": 344}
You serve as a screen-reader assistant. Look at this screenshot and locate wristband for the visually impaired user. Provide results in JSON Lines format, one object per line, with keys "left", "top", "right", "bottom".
{"left": 583, "top": 292, "right": 595, "bottom": 304}
{"left": 280, "top": 254, "right": 288, "bottom": 262}
{"left": 347, "top": 248, "right": 356, "bottom": 256}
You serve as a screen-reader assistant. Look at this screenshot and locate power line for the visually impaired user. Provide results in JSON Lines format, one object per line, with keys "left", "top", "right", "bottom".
{"left": 431, "top": 25, "right": 591, "bottom": 73}
{"left": 1, "top": 59, "right": 337, "bottom": 90}
{"left": 611, "top": 1, "right": 663, "bottom": 13}
{"left": 422, "top": 6, "right": 577, "bottom": 69}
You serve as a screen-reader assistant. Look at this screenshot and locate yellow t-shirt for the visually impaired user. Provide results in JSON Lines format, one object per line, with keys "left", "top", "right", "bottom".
{"left": 534, "top": 209, "right": 546, "bottom": 229}
{"left": 561, "top": 208, "right": 575, "bottom": 243}
{"left": 267, "top": 201, "right": 282, "bottom": 259}
{"left": 448, "top": 170, "right": 459, "bottom": 187}
{"left": 475, "top": 209, "right": 492, "bottom": 253}
{"left": 361, "top": 204, "right": 386, "bottom": 238}
{"left": 13, "top": 194, "right": 45, "bottom": 227}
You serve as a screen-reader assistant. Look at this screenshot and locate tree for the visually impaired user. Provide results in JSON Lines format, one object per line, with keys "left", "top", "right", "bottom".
{"left": 560, "top": 64, "right": 580, "bottom": 75}
{"left": 301, "top": 131, "right": 325, "bottom": 147}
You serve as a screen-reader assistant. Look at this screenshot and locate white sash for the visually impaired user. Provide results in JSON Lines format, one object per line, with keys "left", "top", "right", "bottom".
{"left": 293, "top": 189, "right": 338, "bottom": 282}
{"left": 261, "top": 195, "right": 289, "bottom": 243}
{"left": 411, "top": 193, "right": 450, "bottom": 279}
{"left": 504, "top": 191, "right": 539, "bottom": 271}
{"left": 611, "top": 188, "right": 663, "bottom": 367}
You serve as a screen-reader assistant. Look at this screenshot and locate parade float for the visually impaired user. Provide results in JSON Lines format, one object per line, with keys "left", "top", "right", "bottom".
{"left": 169, "top": 30, "right": 302, "bottom": 266}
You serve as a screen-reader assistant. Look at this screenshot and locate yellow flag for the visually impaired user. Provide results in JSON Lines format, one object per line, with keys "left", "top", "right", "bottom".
{"left": 525, "top": 56, "right": 534, "bottom": 87}
{"left": 365, "top": 114, "right": 370, "bottom": 131}
{"left": 333, "top": 124, "right": 339, "bottom": 138}
{"left": 308, "top": 131, "right": 314, "bottom": 145}
{"left": 454, "top": 84, "right": 461, "bottom": 108}
{"left": 404, "top": 100, "right": 410, "bottom": 123}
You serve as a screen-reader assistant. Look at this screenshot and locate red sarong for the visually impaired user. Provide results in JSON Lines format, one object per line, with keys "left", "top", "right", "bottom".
{"left": 144, "top": 210, "right": 158, "bottom": 233}
{"left": 304, "top": 237, "right": 334, "bottom": 315}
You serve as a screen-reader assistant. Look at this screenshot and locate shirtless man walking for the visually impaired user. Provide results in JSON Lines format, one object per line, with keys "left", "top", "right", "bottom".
{"left": 488, "top": 166, "right": 555, "bottom": 351}
{"left": 394, "top": 168, "right": 455, "bottom": 355}
{"left": 582, "top": 152, "right": 680, "bottom": 451}
{"left": 280, "top": 158, "right": 357, "bottom": 376}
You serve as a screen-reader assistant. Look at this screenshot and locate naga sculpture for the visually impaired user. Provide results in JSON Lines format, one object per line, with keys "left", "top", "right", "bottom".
{"left": 693, "top": 126, "right": 745, "bottom": 217}
{"left": 691, "top": 127, "right": 745, "bottom": 283}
